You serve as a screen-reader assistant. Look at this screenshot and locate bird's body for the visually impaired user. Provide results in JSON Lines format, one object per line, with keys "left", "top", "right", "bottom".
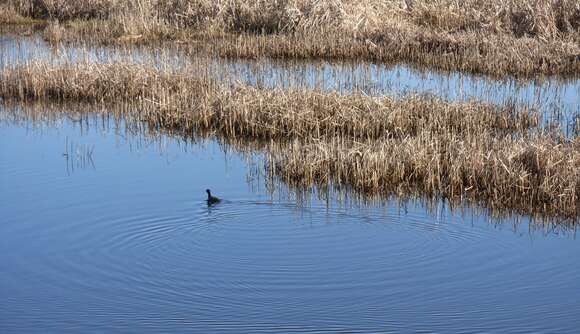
{"left": 206, "top": 189, "right": 221, "bottom": 205}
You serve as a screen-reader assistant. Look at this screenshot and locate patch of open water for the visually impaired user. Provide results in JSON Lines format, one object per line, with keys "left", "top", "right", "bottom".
{"left": 1, "top": 107, "right": 579, "bottom": 333}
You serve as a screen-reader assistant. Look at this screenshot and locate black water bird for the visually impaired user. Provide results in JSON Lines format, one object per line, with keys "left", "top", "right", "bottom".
{"left": 206, "top": 189, "right": 221, "bottom": 205}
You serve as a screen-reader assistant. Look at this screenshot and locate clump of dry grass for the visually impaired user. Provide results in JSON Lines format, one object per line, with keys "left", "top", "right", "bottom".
{"left": 0, "top": 62, "right": 211, "bottom": 103}
{"left": 407, "top": 0, "right": 580, "bottom": 39}
{"left": 167, "top": 86, "right": 539, "bottom": 140}
{"left": 0, "top": 60, "right": 577, "bottom": 219}
{"left": 209, "top": 29, "right": 579, "bottom": 78}
{"left": 0, "top": 62, "right": 539, "bottom": 140}
{"left": 4, "top": 0, "right": 121, "bottom": 21}
{"left": 0, "top": 2, "right": 43, "bottom": 25}
{"left": 266, "top": 134, "right": 579, "bottom": 219}
{"left": 2, "top": 0, "right": 579, "bottom": 77}
{"left": 43, "top": 20, "right": 65, "bottom": 43}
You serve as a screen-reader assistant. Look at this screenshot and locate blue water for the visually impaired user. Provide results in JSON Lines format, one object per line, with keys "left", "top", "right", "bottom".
{"left": 1, "top": 109, "right": 579, "bottom": 333}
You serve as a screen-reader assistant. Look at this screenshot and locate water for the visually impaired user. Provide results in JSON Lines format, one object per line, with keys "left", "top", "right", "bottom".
{"left": 1, "top": 108, "right": 580, "bottom": 333}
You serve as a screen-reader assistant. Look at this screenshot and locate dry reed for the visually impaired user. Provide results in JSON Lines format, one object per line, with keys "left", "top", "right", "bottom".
{"left": 266, "top": 134, "right": 579, "bottom": 219}
{"left": 2, "top": 0, "right": 579, "bottom": 77}
{"left": 0, "top": 62, "right": 539, "bottom": 140}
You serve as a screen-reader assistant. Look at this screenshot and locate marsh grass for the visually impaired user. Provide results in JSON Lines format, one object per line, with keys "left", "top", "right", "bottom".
{"left": 0, "top": 3, "right": 44, "bottom": 25}
{"left": 2, "top": 0, "right": 579, "bottom": 77}
{"left": 265, "top": 134, "right": 579, "bottom": 220}
{"left": 0, "top": 61, "right": 540, "bottom": 139}
{"left": 0, "top": 60, "right": 577, "bottom": 219}
{"left": 62, "top": 136, "right": 96, "bottom": 174}
{"left": 209, "top": 31, "right": 579, "bottom": 78}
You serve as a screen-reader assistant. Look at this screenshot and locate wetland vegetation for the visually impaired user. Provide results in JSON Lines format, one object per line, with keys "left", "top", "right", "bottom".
{"left": 0, "top": 5, "right": 578, "bottom": 220}
{"left": 1, "top": 0, "right": 579, "bottom": 77}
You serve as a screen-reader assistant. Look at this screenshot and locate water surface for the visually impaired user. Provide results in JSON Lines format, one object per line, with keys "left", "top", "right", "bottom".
{"left": 1, "top": 108, "right": 579, "bottom": 333}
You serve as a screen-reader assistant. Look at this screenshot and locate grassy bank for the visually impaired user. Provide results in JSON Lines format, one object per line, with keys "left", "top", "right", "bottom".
{"left": 1, "top": 0, "right": 579, "bottom": 77}
{"left": 1, "top": 61, "right": 577, "bottom": 219}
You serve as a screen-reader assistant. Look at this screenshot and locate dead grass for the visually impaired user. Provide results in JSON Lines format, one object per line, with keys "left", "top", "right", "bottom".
{"left": 206, "top": 30, "right": 579, "bottom": 78}
{"left": 0, "top": 3, "right": 44, "bottom": 25}
{"left": 3, "top": 0, "right": 121, "bottom": 21}
{"left": 0, "top": 60, "right": 577, "bottom": 219}
{"left": 2, "top": 0, "right": 579, "bottom": 77}
{"left": 266, "top": 134, "right": 579, "bottom": 219}
{"left": 0, "top": 61, "right": 539, "bottom": 140}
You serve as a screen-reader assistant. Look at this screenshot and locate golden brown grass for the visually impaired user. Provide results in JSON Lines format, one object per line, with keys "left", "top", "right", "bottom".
{"left": 208, "top": 31, "right": 579, "bottom": 78}
{"left": 0, "top": 3, "right": 43, "bottom": 25}
{"left": 2, "top": 0, "right": 579, "bottom": 77}
{"left": 266, "top": 134, "right": 579, "bottom": 219}
{"left": 0, "top": 61, "right": 539, "bottom": 139}
{"left": 0, "top": 60, "right": 577, "bottom": 219}
{"left": 6, "top": 0, "right": 579, "bottom": 38}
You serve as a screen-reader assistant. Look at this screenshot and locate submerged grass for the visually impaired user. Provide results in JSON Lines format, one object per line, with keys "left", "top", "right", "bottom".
{"left": 0, "top": 60, "right": 577, "bottom": 219}
{"left": 2, "top": 0, "right": 579, "bottom": 77}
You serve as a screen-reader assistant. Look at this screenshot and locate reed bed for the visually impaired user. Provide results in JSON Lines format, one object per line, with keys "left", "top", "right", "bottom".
{"left": 2, "top": 0, "right": 579, "bottom": 77}
{"left": 266, "top": 134, "right": 579, "bottom": 219}
{"left": 0, "top": 61, "right": 577, "bottom": 219}
{"left": 209, "top": 31, "right": 579, "bottom": 78}
{"left": 0, "top": 61, "right": 539, "bottom": 139}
